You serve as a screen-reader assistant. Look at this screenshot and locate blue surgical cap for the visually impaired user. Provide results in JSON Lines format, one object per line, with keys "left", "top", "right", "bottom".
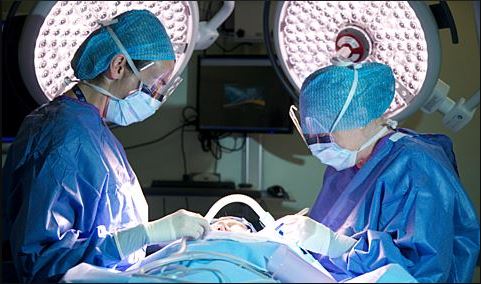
{"left": 299, "top": 62, "right": 395, "bottom": 133}
{"left": 71, "top": 10, "right": 175, "bottom": 80}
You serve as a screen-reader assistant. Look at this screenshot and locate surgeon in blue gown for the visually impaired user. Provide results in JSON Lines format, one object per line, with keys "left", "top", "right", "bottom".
{"left": 3, "top": 10, "right": 209, "bottom": 283}
{"left": 284, "top": 59, "right": 480, "bottom": 282}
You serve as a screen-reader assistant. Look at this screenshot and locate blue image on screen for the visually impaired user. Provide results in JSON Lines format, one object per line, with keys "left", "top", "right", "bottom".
{"left": 223, "top": 84, "right": 266, "bottom": 108}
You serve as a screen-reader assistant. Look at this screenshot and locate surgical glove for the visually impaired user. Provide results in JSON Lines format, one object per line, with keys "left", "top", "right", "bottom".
{"left": 113, "top": 209, "right": 210, "bottom": 259}
{"left": 145, "top": 209, "right": 210, "bottom": 243}
{"left": 275, "top": 215, "right": 356, "bottom": 258}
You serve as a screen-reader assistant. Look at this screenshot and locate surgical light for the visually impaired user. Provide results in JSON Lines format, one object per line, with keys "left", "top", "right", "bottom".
{"left": 18, "top": 1, "right": 234, "bottom": 105}
{"left": 267, "top": 1, "right": 479, "bottom": 132}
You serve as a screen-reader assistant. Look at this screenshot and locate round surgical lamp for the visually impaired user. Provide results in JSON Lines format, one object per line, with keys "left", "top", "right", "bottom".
{"left": 18, "top": 1, "right": 234, "bottom": 105}
{"left": 266, "top": 1, "right": 479, "bottom": 132}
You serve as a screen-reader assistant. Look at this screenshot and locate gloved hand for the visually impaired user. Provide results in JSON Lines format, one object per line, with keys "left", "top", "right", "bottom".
{"left": 274, "top": 215, "right": 356, "bottom": 258}
{"left": 113, "top": 209, "right": 210, "bottom": 259}
{"left": 145, "top": 209, "right": 210, "bottom": 243}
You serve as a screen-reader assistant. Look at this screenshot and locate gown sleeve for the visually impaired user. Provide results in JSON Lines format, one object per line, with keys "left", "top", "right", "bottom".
{"left": 9, "top": 146, "right": 122, "bottom": 282}
{"left": 324, "top": 149, "right": 479, "bottom": 283}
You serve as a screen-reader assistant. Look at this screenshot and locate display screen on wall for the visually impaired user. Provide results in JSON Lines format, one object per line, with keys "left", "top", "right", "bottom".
{"left": 197, "top": 55, "right": 293, "bottom": 134}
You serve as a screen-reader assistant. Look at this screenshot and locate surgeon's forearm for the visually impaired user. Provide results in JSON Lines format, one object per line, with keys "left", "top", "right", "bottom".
{"left": 113, "top": 224, "right": 150, "bottom": 259}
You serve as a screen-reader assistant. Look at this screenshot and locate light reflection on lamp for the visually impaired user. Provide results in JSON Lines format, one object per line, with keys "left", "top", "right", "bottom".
{"left": 269, "top": 1, "right": 479, "bottom": 131}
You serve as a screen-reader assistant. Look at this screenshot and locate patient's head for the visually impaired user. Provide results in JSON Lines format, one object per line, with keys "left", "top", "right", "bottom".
{"left": 210, "top": 216, "right": 256, "bottom": 233}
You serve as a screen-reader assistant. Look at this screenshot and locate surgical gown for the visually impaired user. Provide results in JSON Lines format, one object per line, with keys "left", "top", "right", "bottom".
{"left": 3, "top": 96, "right": 148, "bottom": 282}
{"left": 308, "top": 129, "right": 480, "bottom": 282}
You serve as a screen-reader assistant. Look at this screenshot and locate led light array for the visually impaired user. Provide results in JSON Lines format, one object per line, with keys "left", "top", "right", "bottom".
{"left": 34, "top": 1, "right": 193, "bottom": 100}
{"left": 276, "top": 1, "right": 429, "bottom": 117}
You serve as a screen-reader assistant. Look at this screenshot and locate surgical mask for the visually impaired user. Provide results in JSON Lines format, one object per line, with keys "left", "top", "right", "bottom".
{"left": 78, "top": 19, "right": 182, "bottom": 126}
{"left": 308, "top": 126, "right": 389, "bottom": 170}
{"left": 81, "top": 81, "right": 162, "bottom": 126}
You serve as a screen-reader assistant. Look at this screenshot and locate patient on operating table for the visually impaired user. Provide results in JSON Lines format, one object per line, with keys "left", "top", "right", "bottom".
{"left": 61, "top": 194, "right": 418, "bottom": 283}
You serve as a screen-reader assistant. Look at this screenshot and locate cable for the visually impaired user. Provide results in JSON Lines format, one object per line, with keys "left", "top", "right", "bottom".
{"left": 180, "top": 106, "right": 198, "bottom": 175}
{"left": 124, "top": 123, "right": 185, "bottom": 150}
{"left": 181, "top": 124, "right": 188, "bottom": 175}
{"left": 140, "top": 250, "right": 274, "bottom": 280}
{"left": 123, "top": 106, "right": 198, "bottom": 152}
{"left": 131, "top": 273, "right": 195, "bottom": 283}
{"left": 182, "top": 106, "right": 198, "bottom": 123}
{"left": 217, "top": 135, "right": 247, "bottom": 152}
{"left": 198, "top": 130, "right": 247, "bottom": 163}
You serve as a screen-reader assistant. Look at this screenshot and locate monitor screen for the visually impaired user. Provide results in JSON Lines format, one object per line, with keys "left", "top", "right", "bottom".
{"left": 197, "top": 55, "right": 293, "bottom": 133}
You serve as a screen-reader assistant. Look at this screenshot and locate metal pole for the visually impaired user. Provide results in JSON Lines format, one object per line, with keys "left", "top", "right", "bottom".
{"left": 241, "top": 135, "right": 263, "bottom": 190}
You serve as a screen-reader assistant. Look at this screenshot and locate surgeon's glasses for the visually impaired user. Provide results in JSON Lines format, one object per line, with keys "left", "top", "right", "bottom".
{"left": 289, "top": 105, "right": 334, "bottom": 146}
{"left": 134, "top": 61, "right": 184, "bottom": 104}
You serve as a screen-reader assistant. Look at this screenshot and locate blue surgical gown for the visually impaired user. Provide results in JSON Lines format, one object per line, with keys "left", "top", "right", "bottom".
{"left": 3, "top": 96, "right": 148, "bottom": 282}
{"left": 308, "top": 129, "right": 480, "bottom": 282}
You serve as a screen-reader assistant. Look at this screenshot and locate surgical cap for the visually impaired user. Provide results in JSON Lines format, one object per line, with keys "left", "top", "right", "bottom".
{"left": 299, "top": 62, "right": 395, "bottom": 133}
{"left": 71, "top": 9, "right": 175, "bottom": 80}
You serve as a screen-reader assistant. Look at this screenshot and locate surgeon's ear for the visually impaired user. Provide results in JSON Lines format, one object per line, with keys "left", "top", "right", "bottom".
{"left": 105, "top": 54, "right": 128, "bottom": 80}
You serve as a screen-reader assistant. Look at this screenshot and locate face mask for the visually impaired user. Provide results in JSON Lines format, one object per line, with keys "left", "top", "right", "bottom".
{"left": 308, "top": 126, "right": 389, "bottom": 171}
{"left": 81, "top": 81, "right": 161, "bottom": 126}
{"left": 107, "top": 92, "right": 162, "bottom": 126}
